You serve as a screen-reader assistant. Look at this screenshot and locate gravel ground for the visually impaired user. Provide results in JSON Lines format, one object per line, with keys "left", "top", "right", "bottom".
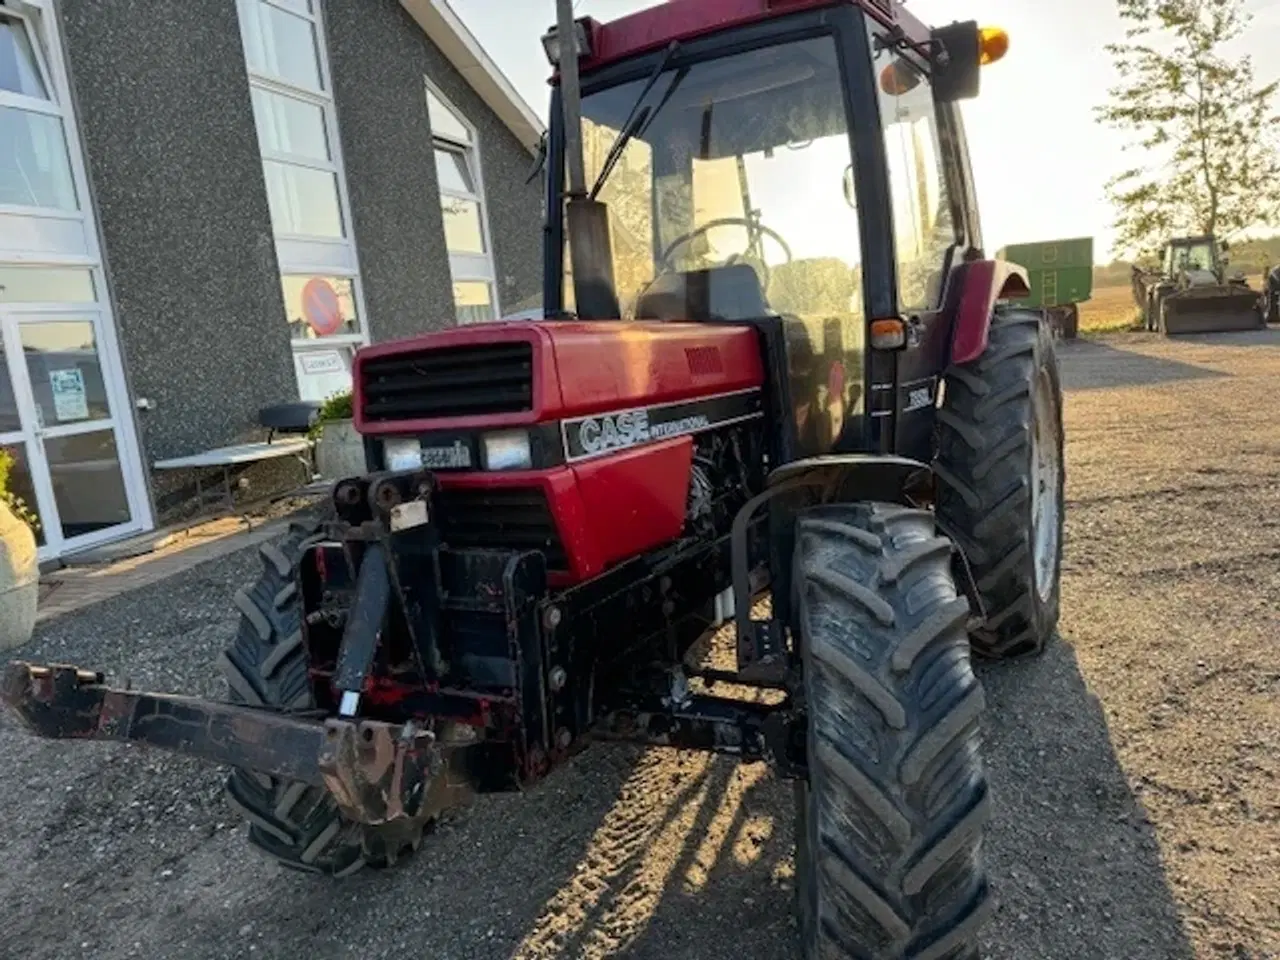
{"left": 2, "top": 328, "right": 1278, "bottom": 960}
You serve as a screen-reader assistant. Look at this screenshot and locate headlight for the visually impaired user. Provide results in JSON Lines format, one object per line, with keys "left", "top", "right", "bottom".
{"left": 384, "top": 438, "right": 423, "bottom": 471}
{"left": 481, "top": 430, "right": 532, "bottom": 470}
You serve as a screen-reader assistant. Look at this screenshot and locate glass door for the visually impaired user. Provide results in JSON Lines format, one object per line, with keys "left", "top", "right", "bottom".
{"left": 0, "top": 306, "right": 145, "bottom": 559}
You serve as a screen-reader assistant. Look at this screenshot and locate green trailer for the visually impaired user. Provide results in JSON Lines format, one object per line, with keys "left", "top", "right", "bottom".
{"left": 995, "top": 236, "right": 1094, "bottom": 339}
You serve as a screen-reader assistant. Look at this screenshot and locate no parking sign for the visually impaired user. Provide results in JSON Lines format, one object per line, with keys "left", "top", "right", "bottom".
{"left": 302, "top": 278, "right": 343, "bottom": 336}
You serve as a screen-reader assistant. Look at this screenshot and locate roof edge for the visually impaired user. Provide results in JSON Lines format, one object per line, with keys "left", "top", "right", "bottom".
{"left": 398, "top": 0, "right": 546, "bottom": 155}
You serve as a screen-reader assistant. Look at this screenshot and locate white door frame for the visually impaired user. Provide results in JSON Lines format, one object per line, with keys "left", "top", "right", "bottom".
{"left": 0, "top": 305, "right": 149, "bottom": 560}
{"left": 1, "top": 0, "right": 154, "bottom": 556}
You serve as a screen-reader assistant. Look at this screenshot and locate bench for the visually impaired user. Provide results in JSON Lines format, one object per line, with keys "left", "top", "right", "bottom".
{"left": 153, "top": 402, "right": 322, "bottom": 523}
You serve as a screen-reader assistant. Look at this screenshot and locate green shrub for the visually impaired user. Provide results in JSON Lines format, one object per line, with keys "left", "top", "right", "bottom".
{"left": 0, "top": 448, "right": 40, "bottom": 533}
{"left": 309, "top": 389, "right": 354, "bottom": 440}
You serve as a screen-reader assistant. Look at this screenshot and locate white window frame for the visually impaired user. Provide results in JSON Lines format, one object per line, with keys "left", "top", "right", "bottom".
{"left": 427, "top": 79, "right": 501, "bottom": 324}
{"left": 0, "top": 3, "right": 79, "bottom": 221}
{"left": 235, "top": 0, "right": 370, "bottom": 400}
{"left": 0, "top": 0, "right": 154, "bottom": 554}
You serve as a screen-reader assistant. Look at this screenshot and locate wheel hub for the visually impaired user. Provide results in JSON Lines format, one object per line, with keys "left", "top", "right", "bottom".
{"left": 1030, "top": 367, "right": 1062, "bottom": 601}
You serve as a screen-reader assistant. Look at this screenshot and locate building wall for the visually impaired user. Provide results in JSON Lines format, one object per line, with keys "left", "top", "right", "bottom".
{"left": 323, "top": 0, "right": 545, "bottom": 343}
{"left": 56, "top": 0, "right": 296, "bottom": 465}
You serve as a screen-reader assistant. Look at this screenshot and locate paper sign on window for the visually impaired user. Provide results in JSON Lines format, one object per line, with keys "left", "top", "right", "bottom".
{"left": 50, "top": 369, "right": 89, "bottom": 422}
{"left": 299, "top": 350, "right": 344, "bottom": 375}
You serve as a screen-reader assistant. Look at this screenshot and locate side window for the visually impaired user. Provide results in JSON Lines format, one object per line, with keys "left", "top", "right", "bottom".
{"left": 870, "top": 32, "right": 959, "bottom": 312}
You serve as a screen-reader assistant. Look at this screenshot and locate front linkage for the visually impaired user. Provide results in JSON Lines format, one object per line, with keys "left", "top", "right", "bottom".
{"left": 3, "top": 464, "right": 819, "bottom": 832}
{"left": 1, "top": 661, "right": 451, "bottom": 828}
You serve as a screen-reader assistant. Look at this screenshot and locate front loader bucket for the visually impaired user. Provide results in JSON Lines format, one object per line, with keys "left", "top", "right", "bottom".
{"left": 1161, "top": 290, "right": 1262, "bottom": 335}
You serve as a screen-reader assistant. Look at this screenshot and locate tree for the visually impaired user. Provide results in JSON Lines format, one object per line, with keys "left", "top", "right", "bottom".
{"left": 1097, "top": 0, "right": 1280, "bottom": 259}
{"left": 769, "top": 258, "right": 856, "bottom": 317}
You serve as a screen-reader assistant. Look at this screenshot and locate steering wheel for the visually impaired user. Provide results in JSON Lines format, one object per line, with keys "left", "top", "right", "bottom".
{"left": 656, "top": 217, "right": 793, "bottom": 290}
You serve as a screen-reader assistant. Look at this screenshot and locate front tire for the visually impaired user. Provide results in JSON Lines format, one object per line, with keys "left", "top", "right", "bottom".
{"left": 219, "top": 518, "right": 428, "bottom": 875}
{"left": 794, "top": 503, "right": 991, "bottom": 960}
{"left": 934, "top": 307, "right": 1065, "bottom": 660}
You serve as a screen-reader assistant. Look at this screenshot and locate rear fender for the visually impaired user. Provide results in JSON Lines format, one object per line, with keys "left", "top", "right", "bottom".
{"left": 944, "top": 259, "right": 1032, "bottom": 365}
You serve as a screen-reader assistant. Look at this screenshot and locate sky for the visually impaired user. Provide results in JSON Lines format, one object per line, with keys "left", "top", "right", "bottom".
{"left": 449, "top": 0, "right": 1280, "bottom": 263}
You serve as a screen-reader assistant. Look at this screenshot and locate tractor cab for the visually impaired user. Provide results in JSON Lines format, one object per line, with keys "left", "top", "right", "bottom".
{"left": 1163, "top": 235, "right": 1223, "bottom": 281}
{"left": 542, "top": 0, "right": 1010, "bottom": 460}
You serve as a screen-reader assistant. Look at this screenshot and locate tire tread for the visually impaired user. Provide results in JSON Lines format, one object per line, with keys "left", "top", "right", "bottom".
{"left": 934, "top": 307, "right": 1065, "bottom": 660}
{"left": 218, "top": 518, "right": 425, "bottom": 876}
{"left": 795, "top": 502, "right": 990, "bottom": 960}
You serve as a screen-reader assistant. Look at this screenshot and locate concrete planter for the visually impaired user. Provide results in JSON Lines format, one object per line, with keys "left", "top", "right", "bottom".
{"left": 0, "top": 499, "right": 39, "bottom": 652}
{"left": 315, "top": 418, "right": 367, "bottom": 481}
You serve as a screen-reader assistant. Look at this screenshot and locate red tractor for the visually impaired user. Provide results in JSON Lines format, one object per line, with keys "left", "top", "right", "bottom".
{"left": 4, "top": 2, "right": 1063, "bottom": 957}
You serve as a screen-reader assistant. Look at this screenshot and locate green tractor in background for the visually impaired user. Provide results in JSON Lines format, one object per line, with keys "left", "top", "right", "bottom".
{"left": 996, "top": 236, "right": 1093, "bottom": 340}
{"left": 1131, "top": 235, "right": 1264, "bottom": 335}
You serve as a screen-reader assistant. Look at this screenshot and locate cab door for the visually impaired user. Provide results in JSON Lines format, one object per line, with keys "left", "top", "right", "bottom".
{"left": 863, "top": 20, "right": 970, "bottom": 459}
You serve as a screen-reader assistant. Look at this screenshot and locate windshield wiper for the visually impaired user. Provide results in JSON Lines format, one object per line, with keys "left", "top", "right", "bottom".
{"left": 588, "top": 40, "right": 681, "bottom": 200}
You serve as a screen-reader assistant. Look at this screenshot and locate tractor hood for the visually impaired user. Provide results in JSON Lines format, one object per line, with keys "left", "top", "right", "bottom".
{"left": 351, "top": 320, "right": 765, "bottom": 435}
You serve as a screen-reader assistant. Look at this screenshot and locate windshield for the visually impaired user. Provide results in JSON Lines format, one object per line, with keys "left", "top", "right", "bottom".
{"left": 1168, "top": 241, "right": 1214, "bottom": 273}
{"left": 568, "top": 35, "right": 863, "bottom": 328}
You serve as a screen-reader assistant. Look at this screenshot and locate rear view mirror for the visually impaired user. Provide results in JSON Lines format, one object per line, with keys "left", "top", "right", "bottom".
{"left": 931, "top": 21, "right": 981, "bottom": 101}
{"left": 931, "top": 21, "right": 1008, "bottom": 102}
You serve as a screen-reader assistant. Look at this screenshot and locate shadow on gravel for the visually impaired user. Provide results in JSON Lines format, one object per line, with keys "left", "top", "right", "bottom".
{"left": 1166, "top": 327, "right": 1280, "bottom": 349}
{"left": 0, "top": 537, "right": 1198, "bottom": 960}
{"left": 524, "top": 756, "right": 797, "bottom": 960}
{"left": 1058, "top": 339, "right": 1226, "bottom": 392}
{"left": 974, "top": 635, "right": 1194, "bottom": 960}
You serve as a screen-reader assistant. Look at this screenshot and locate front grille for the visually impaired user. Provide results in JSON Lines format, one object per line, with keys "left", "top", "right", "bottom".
{"left": 435, "top": 487, "right": 567, "bottom": 571}
{"left": 360, "top": 342, "right": 533, "bottom": 422}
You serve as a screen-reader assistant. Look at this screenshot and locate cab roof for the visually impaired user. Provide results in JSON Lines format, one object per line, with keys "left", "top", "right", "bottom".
{"left": 575, "top": 0, "right": 930, "bottom": 74}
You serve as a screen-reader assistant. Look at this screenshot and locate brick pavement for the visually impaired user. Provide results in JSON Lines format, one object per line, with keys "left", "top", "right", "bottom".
{"left": 36, "top": 511, "right": 307, "bottom": 625}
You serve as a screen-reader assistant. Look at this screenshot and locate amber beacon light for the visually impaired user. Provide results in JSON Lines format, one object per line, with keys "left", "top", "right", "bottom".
{"left": 978, "top": 26, "right": 1009, "bottom": 65}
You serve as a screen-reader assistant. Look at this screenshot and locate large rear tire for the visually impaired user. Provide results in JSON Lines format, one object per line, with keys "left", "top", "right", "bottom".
{"left": 794, "top": 503, "right": 991, "bottom": 960}
{"left": 219, "top": 517, "right": 428, "bottom": 875}
{"left": 934, "top": 307, "right": 1065, "bottom": 660}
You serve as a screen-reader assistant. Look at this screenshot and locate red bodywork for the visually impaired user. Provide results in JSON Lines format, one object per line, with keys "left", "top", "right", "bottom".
{"left": 353, "top": 322, "right": 765, "bottom": 586}
{"left": 573, "top": 0, "right": 930, "bottom": 75}
{"left": 946, "top": 260, "right": 1032, "bottom": 365}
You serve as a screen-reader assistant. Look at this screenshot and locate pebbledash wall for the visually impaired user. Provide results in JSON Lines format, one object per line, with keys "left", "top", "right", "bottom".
{"left": 1, "top": 0, "right": 545, "bottom": 561}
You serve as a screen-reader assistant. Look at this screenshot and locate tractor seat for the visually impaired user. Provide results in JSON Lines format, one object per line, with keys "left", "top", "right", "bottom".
{"left": 634, "top": 263, "right": 770, "bottom": 323}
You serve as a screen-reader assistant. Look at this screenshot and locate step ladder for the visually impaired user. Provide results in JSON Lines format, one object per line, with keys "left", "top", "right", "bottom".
{"left": 1042, "top": 270, "right": 1059, "bottom": 307}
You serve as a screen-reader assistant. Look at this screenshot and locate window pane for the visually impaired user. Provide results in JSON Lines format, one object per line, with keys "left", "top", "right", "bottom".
{"left": 45, "top": 429, "right": 132, "bottom": 539}
{"left": 434, "top": 147, "right": 474, "bottom": 194}
{"left": 441, "top": 196, "right": 485, "bottom": 254}
{"left": 293, "top": 345, "right": 353, "bottom": 403}
{"left": 272, "top": 0, "right": 313, "bottom": 14}
{"left": 281, "top": 275, "right": 359, "bottom": 339}
{"left": 0, "top": 17, "right": 47, "bottom": 98}
{"left": 453, "top": 281, "right": 494, "bottom": 325}
{"left": 872, "top": 41, "right": 955, "bottom": 311}
{"left": 251, "top": 87, "right": 329, "bottom": 161}
{"left": 426, "top": 89, "right": 470, "bottom": 144}
{"left": 241, "top": 1, "right": 322, "bottom": 91}
{"left": 0, "top": 266, "right": 95, "bottom": 303}
{"left": 21, "top": 321, "right": 110, "bottom": 425}
{"left": 0, "top": 105, "right": 77, "bottom": 210}
{"left": 263, "top": 159, "right": 343, "bottom": 237}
